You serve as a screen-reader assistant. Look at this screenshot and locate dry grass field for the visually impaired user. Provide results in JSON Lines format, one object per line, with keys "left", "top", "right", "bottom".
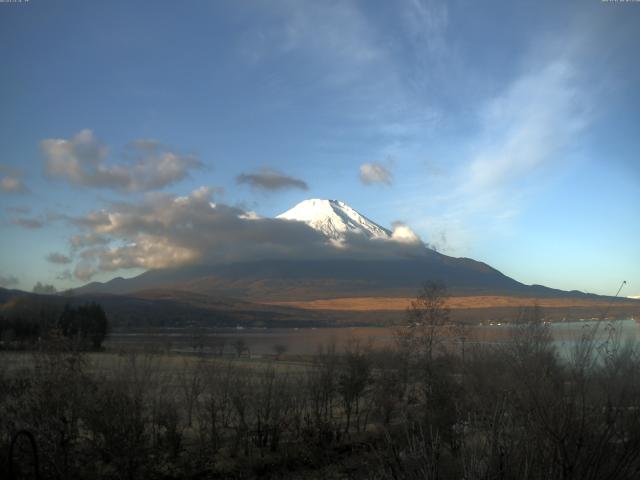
{"left": 267, "top": 295, "right": 640, "bottom": 312}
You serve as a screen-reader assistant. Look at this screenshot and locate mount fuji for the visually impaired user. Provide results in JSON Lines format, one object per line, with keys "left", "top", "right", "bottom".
{"left": 277, "top": 199, "right": 392, "bottom": 242}
{"left": 67, "top": 198, "right": 634, "bottom": 325}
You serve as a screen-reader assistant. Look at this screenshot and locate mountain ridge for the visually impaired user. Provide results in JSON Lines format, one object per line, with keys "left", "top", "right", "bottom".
{"left": 69, "top": 199, "right": 627, "bottom": 309}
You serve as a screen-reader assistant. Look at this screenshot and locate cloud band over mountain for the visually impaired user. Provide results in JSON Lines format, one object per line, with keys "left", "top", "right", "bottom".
{"left": 68, "top": 187, "right": 426, "bottom": 280}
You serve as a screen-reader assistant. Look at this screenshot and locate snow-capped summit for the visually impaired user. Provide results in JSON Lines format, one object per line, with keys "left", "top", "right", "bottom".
{"left": 277, "top": 199, "right": 391, "bottom": 242}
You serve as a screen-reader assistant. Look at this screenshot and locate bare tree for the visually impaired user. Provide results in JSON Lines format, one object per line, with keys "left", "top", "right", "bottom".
{"left": 406, "top": 281, "right": 450, "bottom": 361}
{"left": 232, "top": 338, "right": 249, "bottom": 358}
{"left": 189, "top": 325, "right": 206, "bottom": 353}
{"left": 179, "top": 357, "right": 206, "bottom": 427}
{"left": 211, "top": 337, "right": 227, "bottom": 357}
{"left": 338, "top": 339, "right": 372, "bottom": 434}
{"left": 273, "top": 344, "right": 288, "bottom": 360}
{"left": 307, "top": 342, "right": 339, "bottom": 442}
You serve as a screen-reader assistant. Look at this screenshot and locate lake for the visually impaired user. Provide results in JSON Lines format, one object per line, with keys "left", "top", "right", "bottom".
{"left": 105, "top": 318, "right": 640, "bottom": 357}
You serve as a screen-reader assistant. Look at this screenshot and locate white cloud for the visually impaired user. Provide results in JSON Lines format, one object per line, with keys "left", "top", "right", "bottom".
{"left": 417, "top": 46, "right": 595, "bottom": 255}
{"left": 0, "top": 165, "right": 28, "bottom": 193}
{"left": 466, "top": 59, "right": 588, "bottom": 195}
{"left": 390, "top": 222, "right": 420, "bottom": 244}
{"left": 359, "top": 162, "right": 393, "bottom": 186}
{"left": 41, "top": 130, "right": 202, "bottom": 192}
{"left": 97, "top": 239, "right": 198, "bottom": 272}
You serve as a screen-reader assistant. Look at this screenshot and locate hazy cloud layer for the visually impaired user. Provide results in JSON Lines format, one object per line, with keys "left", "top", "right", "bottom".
{"left": 46, "top": 252, "right": 72, "bottom": 264}
{"left": 12, "top": 217, "right": 43, "bottom": 229}
{"left": 1, "top": 177, "right": 27, "bottom": 193}
{"left": 405, "top": 27, "right": 598, "bottom": 256}
{"left": 56, "top": 270, "right": 73, "bottom": 281}
{"left": 74, "top": 262, "right": 98, "bottom": 282}
{"left": 69, "top": 186, "right": 427, "bottom": 280}
{"left": 465, "top": 59, "right": 588, "bottom": 197}
{"left": 359, "top": 162, "right": 393, "bottom": 186}
{"left": 236, "top": 169, "right": 309, "bottom": 191}
{"left": 5, "top": 206, "right": 31, "bottom": 214}
{"left": 41, "top": 130, "right": 202, "bottom": 193}
{"left": 0, "top": 274, "right": 19, "bottom": 288}
{"left": 238, "top": 0, "right": 441, "bottom": 141}
{"left": 242, "top": 1, "right": 383, "bottom": 81}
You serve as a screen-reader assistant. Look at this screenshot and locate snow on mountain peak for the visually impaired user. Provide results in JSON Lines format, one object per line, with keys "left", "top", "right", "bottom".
{"left": 277, "top": 199, "right": 392, "bottom": 242}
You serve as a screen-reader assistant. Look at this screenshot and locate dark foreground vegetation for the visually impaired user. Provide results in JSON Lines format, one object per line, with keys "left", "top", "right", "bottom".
{"left": 0, "top": 302, "right": 109, "bottom": 351}
{"left": 2, "top": 285, "right": 640, "bottom": 479}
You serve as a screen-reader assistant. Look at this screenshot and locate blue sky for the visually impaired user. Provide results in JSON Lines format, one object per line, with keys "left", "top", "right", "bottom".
{"left": 0, "top": 0, "right": 638, "bottom": 297}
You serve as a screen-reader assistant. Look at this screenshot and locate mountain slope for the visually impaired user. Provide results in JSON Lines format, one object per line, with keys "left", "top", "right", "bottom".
{"left": 0, "top": 287, "right": 327, "bottom": 328}
{"left": 72, "top": 254, "right": 599, "bottom": 302}
{"left": 72, "top": 198, "right": 615, "bottom": 305}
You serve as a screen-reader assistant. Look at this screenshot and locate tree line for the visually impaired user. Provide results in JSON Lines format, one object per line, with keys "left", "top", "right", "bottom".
{"left": 0, "top": 302, "right": 109, "bottom": 350}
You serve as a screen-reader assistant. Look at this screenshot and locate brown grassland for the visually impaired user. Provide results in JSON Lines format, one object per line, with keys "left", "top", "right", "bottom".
{"left": 268, "top": 295, "right": 640, "bottom": 311}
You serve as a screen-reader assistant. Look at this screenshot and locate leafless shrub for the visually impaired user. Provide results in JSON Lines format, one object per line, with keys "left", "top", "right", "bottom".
{"left": 178, "top": 357, "right": 206, "bottom": 427}
{"left": 306, "top": 342, "right": 340, "bottom": 444}
{"left": 338, "top": 339, "right": 373, "bottom": 435}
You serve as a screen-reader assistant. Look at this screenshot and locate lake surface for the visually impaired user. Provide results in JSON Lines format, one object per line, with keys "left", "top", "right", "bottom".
{"left": 105, "top": 318, "right": 640, "bottom": 357}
